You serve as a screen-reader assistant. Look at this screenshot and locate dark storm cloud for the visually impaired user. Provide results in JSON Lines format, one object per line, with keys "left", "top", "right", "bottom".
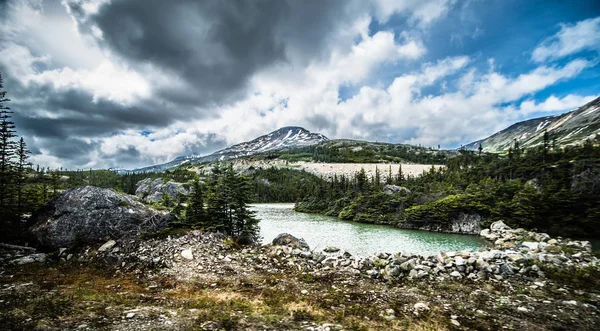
{"left": 66, "top": 0, "right": 358, "bottom": 106}
{"left": 2, "top": 0, "right": 365, "bottom": 168}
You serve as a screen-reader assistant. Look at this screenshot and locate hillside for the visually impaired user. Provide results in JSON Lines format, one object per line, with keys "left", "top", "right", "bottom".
{"left": 465, "top": 96, "right": 600, "bottom": 152}
{"left": 132, "top": 126, "right": 328, "bottom": 173}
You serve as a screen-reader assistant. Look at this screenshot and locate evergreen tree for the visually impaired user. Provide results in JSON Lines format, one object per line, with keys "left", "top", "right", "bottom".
{"left": 16, "top": 137, "right": 31, "bottom": 213}
{"left": 185, "top": 179, "right": 206, "bottom": 227}
{"left": 0, "top": 72, "right": 17, "bottom": 220}
{"left": 356, "top": 168, "right": 367, "bottom": 192}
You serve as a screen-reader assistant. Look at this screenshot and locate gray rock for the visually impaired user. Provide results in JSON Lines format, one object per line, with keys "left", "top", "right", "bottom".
{"left": 490, "top": 220, "right": 510, "bottom": 231}
{"left": 383, "top": 185, "right": 411, "bottom": 195}
{"left": 30, "top": 186, "right": 172, "bottom": 249}
{"left": 135, "top": 178, "right": 190, "bottom": 203}
{"left": 272, "top": 233, "right": 310, "bottom": 250}
{"left": 323, "top": 246, "right": 340, "bottom": 253}
{"left": 12, "top": 253, "right": 47, "bottom": 264}
{"left": 98, "top": 240, "right": 117, "bottom": 252}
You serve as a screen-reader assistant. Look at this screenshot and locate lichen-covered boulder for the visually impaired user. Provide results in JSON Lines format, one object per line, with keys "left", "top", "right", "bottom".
{"left": 383, "top": 185, "right": 411, "bottom": 195}
{"left": 135, "top": 178, "right": 189, "bottom": 203}
{"left": 30, "top": 186, "right": 172, "bottom": 249}
{"left": 272, "top": 233, "right": 310, "bottom": 251}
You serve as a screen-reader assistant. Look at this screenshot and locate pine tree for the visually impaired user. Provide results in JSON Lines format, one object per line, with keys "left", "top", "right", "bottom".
{"left": 395, "top": 165, "right": 404, "bottom": 185}
{"left": 16, "top": 137, "right": 31, "bottom": 213}
{"left": 185, "top": 179, "right": 206, "bottom": 227}
{"left": 230, "top": 171, "right": 260, "bottom": 244}
{"left": 205, "top": 166, "right": 227, "bottom": 231}
{"left": 0, "top": 72, "right": 17, "bottom": 219}
{"left": 356, "top": 168, "right": 367, "bottom": 192}
{"left": 386, "top": 165, "right": 393, "bottom": 185}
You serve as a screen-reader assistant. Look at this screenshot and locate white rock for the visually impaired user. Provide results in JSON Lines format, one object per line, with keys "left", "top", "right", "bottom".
{"left": 414, "top": 302, "right": 429, "bottom": 312}
{"left": 98, "top": 240, "right": 117, "bottom": 252}
{"left": 126, "top": 312, "right": 136, "bottom": 319}
{"left": 181, "top": 249, "right": 194, "bottom": 260}
{"left": 522, "top": 242, "right": 540, "bottom": 251}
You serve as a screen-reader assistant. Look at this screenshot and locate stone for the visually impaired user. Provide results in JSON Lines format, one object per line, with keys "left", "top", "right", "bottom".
{"left": 181, "top": 249, "right": 194, "bottom": 260}
{"left": 98, "top": 240, "right": 117, "bottom": 252}
{"left": 11, "top": 253, "right": 47, "bottom": 265}
{"left": 135, "top": 178, "right": 190, "bottom": 203}
{"left": 381, "top": 308, "right": 396, "bottom": 321}
{"left": 323, "top": 246, "right": 340, "bottom": 253}
{"left": 414, "top": 302, "right": 430, "bottom": 312}
{"left": 383, "top": 185, "right": 411, "bottom": 195}
{"left": 301, "top": 290, "right": 308, "bottom": 295}
{"left": 272, "top": 233, "right": 310, "bottom": 250}
{"left": 490, "top": 220, "right": 510, "bottom": 231}
{"left": 450, "top": 271, "right": 462, "bottom": 279}
{"left": 30, "top": 186, "right": 172, "bottom": 249}
{"left": 126, "top": 312, "right": 136, "bottom": 319}
{"left": 522, "top": 242, "right": 540, "bottom": 251}
{"left": 454, "top": 256, "right": 466, "bottom": 266}
{"left": 451, "top": 319, "right": 460, "bottom": 326}
{"left": 400, "top": 259, "right": 416, "bottom": 271}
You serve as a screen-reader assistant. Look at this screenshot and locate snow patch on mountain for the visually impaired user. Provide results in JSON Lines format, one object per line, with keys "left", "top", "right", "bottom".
{"left": 131, "top": 126, "right": 328, "bottom": 173}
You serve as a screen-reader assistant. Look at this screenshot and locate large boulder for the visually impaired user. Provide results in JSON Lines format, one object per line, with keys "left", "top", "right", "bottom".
{"left": 135, "top": 178, "right": 190, "bottom": 203}
{"left": 30, "top": 186, "right": 172, "bottom": 249}
{"left": 272, "top": 233, "right": 310, "bottom": 251}
{"left": 383, "top": 185, "right": 411, "bottom": 195}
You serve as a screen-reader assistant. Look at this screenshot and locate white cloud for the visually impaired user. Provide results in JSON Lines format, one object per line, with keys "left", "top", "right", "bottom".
{"left": 520, "top": 94, "right": 597, "bottom": 114}
{"left": 373, "top": 0, "right": 453, "bottom": 26}
{"left": 532, "top": 16, "right": 600, "bottom": 63}
{"left": 32, "top": 61, "right": 151, "bottom": 104}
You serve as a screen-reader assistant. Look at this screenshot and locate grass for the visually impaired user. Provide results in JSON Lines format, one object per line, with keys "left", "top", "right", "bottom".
{"left": 2, "top": 253, "right": 599, "bottom": 330}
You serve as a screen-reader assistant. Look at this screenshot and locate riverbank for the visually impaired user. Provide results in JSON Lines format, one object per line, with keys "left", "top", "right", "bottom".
{"left": 1, "top": 222, "right": 599, "bottom": 330}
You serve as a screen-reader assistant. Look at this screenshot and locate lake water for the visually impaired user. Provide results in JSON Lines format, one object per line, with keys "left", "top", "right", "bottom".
{"left": 252, "top": 203, "right": 488, "bottom": 257}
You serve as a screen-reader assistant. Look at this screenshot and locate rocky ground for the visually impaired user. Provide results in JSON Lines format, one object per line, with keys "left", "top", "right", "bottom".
{"left": 1, "top": 222, "right": 599, "bottom": 330}
{"left": 190, "top": 159, "right": 440, "bottom": 181}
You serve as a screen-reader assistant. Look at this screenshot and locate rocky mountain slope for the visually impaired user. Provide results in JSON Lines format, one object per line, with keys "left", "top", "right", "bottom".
{"left": 133, "top": 126, "right": 328, "bottom": 173}
{"left": 465, "top": 96, "right": 600, "bottom": 152}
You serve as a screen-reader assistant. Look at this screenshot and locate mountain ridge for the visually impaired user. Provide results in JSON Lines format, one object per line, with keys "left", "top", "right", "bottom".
{"left": 132, "top": 126, "right": 328, "bottom": 173}
{"left": 464, "top": 96, "right": 600, "bottom": 152}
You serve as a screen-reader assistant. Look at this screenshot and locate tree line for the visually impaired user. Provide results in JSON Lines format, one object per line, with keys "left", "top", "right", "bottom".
{"left": 286, "top": 139, "right": 600, "bottom": 238}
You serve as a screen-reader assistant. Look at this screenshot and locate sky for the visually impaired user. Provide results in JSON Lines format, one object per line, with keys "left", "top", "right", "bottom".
{"left": 0, "top": 0, "right": 599, "bottom": 170}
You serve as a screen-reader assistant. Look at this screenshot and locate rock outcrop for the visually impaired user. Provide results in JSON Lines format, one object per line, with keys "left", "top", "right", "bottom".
{"left": 383, "top": 185, "right": 411, "bottom": 195}
{"left": 135, "top": 178, "right": 189, "bottom": 203}
{"left": 30, "top": 186, "right": 172, "bottom": 249}
{"left": 272, "top": 233, "right": 310, "bottom": 250}
{"left": 397, "top": 213, "right": 482, "bottom": 234}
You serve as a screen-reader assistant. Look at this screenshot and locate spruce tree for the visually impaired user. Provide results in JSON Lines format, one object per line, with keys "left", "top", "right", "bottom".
{"left": 0, "top": 72, "right": 17, "bottom": 219}
{"left": 185, "top": 179, "right": 206, "bottom": 226}
{"left": 16, "top": 137, "right": 31, "bottom": 213}
{"left": 230, "top": 170, "right": 260, "bottom": 244}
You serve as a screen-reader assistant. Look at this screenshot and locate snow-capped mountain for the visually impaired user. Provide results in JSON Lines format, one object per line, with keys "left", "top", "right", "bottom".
{"left": 464, "top": 96, "right": 600, "bottom": 152}
{"left": 132, "top": 126, "right": 328, "bottom": 172}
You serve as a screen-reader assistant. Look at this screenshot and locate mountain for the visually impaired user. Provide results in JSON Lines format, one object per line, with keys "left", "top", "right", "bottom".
{"left": 132, "top": 126, "right": 328, "bottom": 172}
{"left": 464, "top": 96, "right": 600, "bottom": 152}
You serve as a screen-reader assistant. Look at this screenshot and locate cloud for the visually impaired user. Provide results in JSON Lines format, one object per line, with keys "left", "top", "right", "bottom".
{"left": 519, "top": 94, "right": 597, "bottom": 114}
{"left": 62, "top": 0, "right": 369, "bottom": 107}
{"left": 532, "top": 16, "right": 600, "bottom": 63}
{"left": 373, "top": 0, "right": 454, "bottom": 26}
{"left": 0, "top": 0, "right": 597, "bottom": 170}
